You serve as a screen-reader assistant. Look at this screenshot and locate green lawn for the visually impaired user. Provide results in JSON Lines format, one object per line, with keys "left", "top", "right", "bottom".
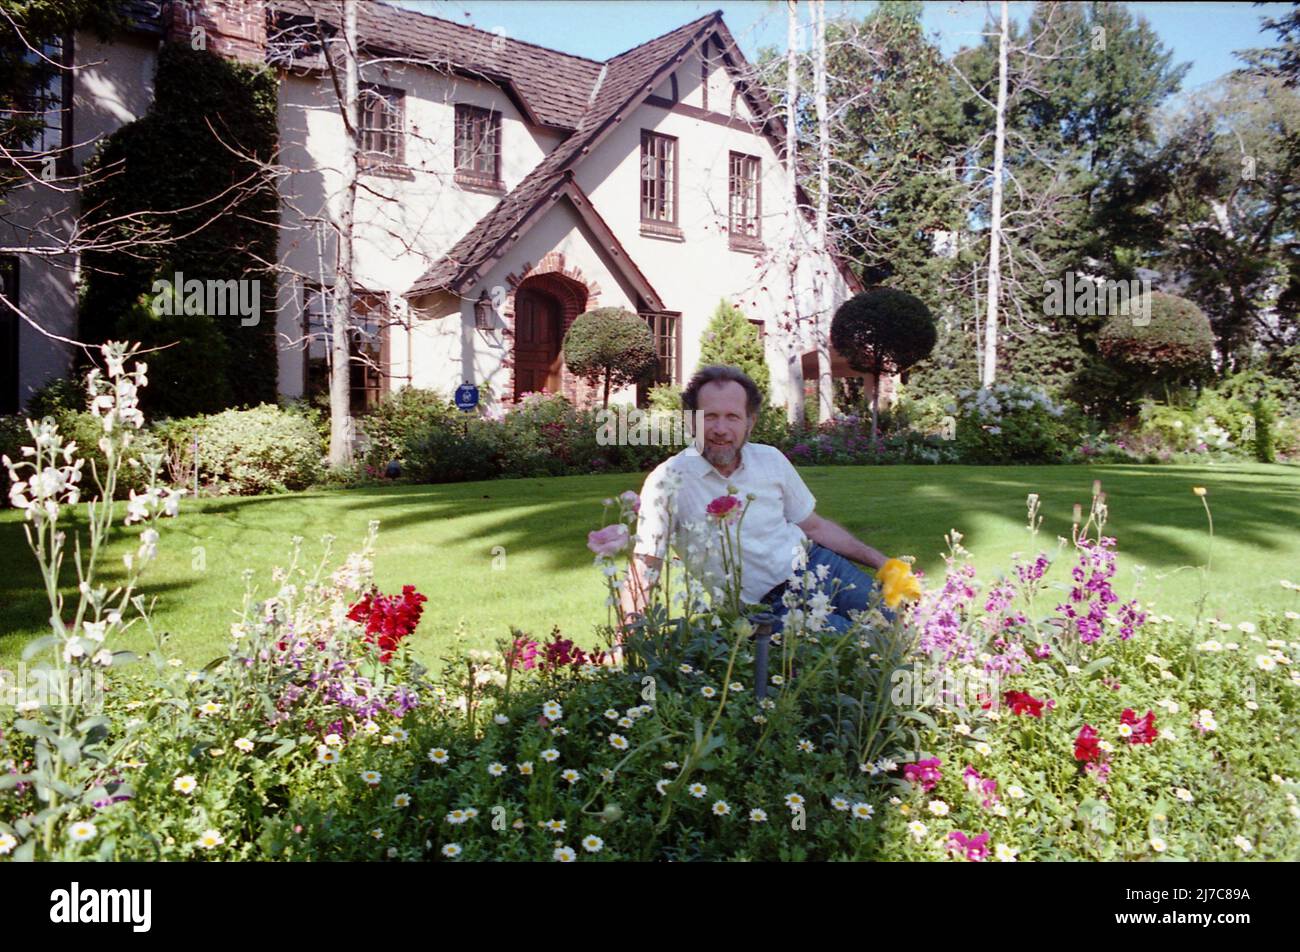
{"left": 2, "top": 462, "right": 1297, "bottom": 669}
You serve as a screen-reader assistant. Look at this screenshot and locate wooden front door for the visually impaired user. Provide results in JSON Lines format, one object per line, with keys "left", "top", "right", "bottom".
{"left": 513, "top": 288, "right": 562, "bottom": 399}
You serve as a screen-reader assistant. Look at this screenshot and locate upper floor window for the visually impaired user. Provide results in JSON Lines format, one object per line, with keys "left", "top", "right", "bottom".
{"left": 358, "top": 83, "right": 405, "bottom": 172}
{"left": 640, "top": 131, "right": 681, "bottom": 238}
{"left": 728, "top": 152, "right": 762, "bottom": 251}
{"left": 454, "top": 104, "right": 502, "bottom": 191}
{"left": 3, "top": 35, "right": 70, "bottom": 169}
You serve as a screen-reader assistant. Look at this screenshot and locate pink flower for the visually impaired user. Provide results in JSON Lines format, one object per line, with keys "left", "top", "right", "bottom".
{"left": 903, "top": 757, "right": 943, "bottom": 792}
{"left": 619, "top": 490, "right": 640, "bottom": 513}
{"left": 946, "top": 830, "right": 990, "bottom": 861}
{"left": 705, "top": 495, "right": 741, "bottom": 520}
{"left": 587, "top": 523, "right": 629, "bottom": 557}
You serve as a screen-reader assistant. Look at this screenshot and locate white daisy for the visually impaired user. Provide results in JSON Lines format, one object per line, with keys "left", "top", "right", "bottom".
{"left": 173, "top": 775, "right": 198, "bottom": 795}
{"left": 427, "top": 748, "right": 449, "bottom": 764}
{"left": 582, "top": 835, "right": 604, "bottom": 853}
{"left": 68, "top": 821, "right": 97, "bottom": 843}
{"left": 749, "top": 808, "right": 768, "bottom": 823}
{"left": 712, "top": 800, "right": 731, "bottom": 816}
{"left": 689, "top": 782, "right": 708, "bottom": 799}
{"left": 851, "top": 802, "right": 875, "bottom": 820}
{"left": 197, "top": 829, "right": 224, "bottom": 849}
{"left": 541, "top": 748, "right": 560, "bottom": 762}
{"left": 442, "top": 843, "right": 462, "bottom": 858}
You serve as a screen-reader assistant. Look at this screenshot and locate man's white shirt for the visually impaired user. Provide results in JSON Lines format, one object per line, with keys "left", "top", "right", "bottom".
{"left": 633, "top": 441, "right": 816, "bottom": 605}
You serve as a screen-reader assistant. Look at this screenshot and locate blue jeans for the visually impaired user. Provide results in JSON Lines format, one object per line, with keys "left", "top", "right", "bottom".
{"left": 764, "top": 543, "right": 893, "bottom": 635}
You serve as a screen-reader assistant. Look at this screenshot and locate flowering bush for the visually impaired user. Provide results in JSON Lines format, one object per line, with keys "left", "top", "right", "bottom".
{"left": 953, "top": 384, "right": 1078, "bottom": 464}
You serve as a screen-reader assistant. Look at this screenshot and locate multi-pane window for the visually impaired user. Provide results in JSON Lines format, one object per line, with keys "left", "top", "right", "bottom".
{"left": 1, "top": 257, "right": 18, "bottom": 414}
{"left": 303, "top": 285, "right": 391, "bottom": 415}
{"left": 728, "top": 152, "right": 762, "bottom": 250}
{"left": 640, "top": 131, "right": 677, "bottom": 227}
{"left": 454, "top": 104, "right": 501, "bottom": 188}
{"left": 358, "top": 83, "right": 405, "bottom": 169}
{"left": 646, "top": 311, "right": 680, "bottom": 384}
{"left": 5, "top": 36, "right": 67, "bottom": 159}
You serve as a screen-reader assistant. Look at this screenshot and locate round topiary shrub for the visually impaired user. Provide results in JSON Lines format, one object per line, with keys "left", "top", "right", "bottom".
{"left": 562, "top": 307, "right": 658, "bottom": 407}
{"left": 830, "top": 288, "right": 938, "bottom": 436}
{"left": 1097, "top": 292, "right": 1214, "bottom": 380}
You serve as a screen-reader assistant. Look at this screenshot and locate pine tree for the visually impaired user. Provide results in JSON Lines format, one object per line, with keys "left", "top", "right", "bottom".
{"left": 698, "top": 300, "right": 772, "bottom": 404}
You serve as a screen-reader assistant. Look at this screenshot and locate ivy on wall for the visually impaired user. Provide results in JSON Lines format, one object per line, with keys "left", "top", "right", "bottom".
{"left": 79, "top": 41, "right": 279, "bottom": 414}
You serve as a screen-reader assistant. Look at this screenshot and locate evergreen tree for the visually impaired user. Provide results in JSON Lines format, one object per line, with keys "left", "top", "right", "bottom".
{"left": 698, "top": 300, "right": 772, "bottom": 403}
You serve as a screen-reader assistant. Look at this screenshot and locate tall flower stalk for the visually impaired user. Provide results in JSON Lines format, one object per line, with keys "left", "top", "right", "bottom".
{"left": 2, "top": 342, "right": 183, "bottom": 859}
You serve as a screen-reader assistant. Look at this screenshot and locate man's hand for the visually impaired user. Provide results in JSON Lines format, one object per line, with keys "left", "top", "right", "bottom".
{"left": 796, "top": 511, "right": 887, "bottom": 570}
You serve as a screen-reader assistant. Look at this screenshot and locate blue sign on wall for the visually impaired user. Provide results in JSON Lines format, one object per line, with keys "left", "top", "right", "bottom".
{"left": 454, "top": 383, "right": 479, "bottom": 411}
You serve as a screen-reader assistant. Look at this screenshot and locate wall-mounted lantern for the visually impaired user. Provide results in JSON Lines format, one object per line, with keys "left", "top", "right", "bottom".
{"left": 474, "top": 291, "right": 493, "bottom": 330}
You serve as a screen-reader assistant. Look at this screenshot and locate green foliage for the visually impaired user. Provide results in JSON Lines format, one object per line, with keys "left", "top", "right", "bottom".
{"left": 403, "top": 419, "right": 504, "bottom": 484}
{"left": 953, "top": 384, "right": 1077, "bottom": 464}
{"left": 359, "top": 387, "right": 460, "bottom": 467}
{"left": 159, "top": 404, "right": 324, "bottom": 495}
{"left": 647, "top": 383, "right": 683, "bottom": 414}
{"left": 25, "top": 375, "right": 87, "bottom": 419}
{"left": 831, "top": 288, "right": 938, "bottom": 378}
{"left": 562, "top": 308, "right": 657, "bottom": 407}
{"left": 116, "top": 292, "right": 233, "bottom": 417}
{"left": 1097, "top": 292, "right": 1214, "bottom": 381}
{"left": 78, "top": 42, "right": 279, "bottom": 407}
{"left": 697, "top": 300, "right": 771, "bottom": 403}
{"left": 1253, "top": 399, "right": 1275, "bottom": 463}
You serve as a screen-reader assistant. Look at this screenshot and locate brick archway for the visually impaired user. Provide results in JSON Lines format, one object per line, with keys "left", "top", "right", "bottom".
{"left": 501, "top": 253, "right": 604, "bottom": 406}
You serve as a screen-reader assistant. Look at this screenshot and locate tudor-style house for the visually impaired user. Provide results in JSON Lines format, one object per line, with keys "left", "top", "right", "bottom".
{"left": 2, "top": 0, "right": 882, "bottom": 420}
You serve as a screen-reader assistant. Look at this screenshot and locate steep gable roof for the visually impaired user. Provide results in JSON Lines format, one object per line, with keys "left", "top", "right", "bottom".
{"left": 404, "top": 9, "right": 863, "bottom": 302}
{"left": 406, "top": 10, "right": 723, "bottom": 299}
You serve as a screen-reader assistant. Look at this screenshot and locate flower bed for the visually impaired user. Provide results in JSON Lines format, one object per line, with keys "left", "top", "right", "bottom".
{"left": 1, "top": 347, "right": 1297, "bottom": 861}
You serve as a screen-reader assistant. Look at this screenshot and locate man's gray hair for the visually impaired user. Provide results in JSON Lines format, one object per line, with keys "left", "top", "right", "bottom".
{"left": 682, "top": 365, "right": 764, "bottom": 418}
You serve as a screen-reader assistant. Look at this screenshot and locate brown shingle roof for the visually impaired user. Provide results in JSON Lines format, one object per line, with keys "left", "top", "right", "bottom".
{"left": 406, "top": 10, "right": 723, "bottom": 298}
{"left": 269, "top": 0, "right": 604, "bottom": 129}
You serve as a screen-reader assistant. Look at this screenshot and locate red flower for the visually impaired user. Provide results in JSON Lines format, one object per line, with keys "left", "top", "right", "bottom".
{"left": 1003, "top": 690, "right": 1046, "bottom": 717}
{"left": 705, "top": 494, "right": 741, "bottom": 519}
{"left": 347, "top": 584, "right": 427, "bottom": 662}
{"left": 1121, "top": 708, "right": 1157, "bottom": 745}
{"left": 1073, "top": 724, "right": 1102, "bottom": 763}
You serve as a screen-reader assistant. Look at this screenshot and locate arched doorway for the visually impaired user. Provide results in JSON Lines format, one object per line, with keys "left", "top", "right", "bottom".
{"left": 513, "top": 286, "right": 563, "bottom": 398}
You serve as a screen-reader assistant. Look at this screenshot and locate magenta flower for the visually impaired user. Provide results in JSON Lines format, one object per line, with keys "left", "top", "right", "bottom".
{"left": 946, "top": 830, "right": 990, "bottom": 862}
{"left": 587, "top": 523, "right": 629, "bottom": 557}
{"left": 903, "top": 757, "right": 943, "bottom": 792}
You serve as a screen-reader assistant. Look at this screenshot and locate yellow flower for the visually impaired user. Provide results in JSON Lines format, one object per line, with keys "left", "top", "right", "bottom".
{"left": 1192, "top": 486, "right": 1207, "bottom": 497}
{"left": 877, "top": 558, "right": 922, "bottom": 608}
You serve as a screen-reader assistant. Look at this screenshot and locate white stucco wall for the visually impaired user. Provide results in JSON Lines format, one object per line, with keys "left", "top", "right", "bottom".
{"left": 274, "top": 62, "right": 565, "bottom": 399}
{"left": 574, "top": 46, "right": 853, "bottom": 408}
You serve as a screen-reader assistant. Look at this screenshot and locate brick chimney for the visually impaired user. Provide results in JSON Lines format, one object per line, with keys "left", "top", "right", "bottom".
{"left": 165, "top": 0, "right": 267, "bottom": 64}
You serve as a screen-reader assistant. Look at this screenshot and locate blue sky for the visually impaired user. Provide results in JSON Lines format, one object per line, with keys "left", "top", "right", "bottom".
{"left": 391, "top": 0, "right": 1292, "bottom": 92}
